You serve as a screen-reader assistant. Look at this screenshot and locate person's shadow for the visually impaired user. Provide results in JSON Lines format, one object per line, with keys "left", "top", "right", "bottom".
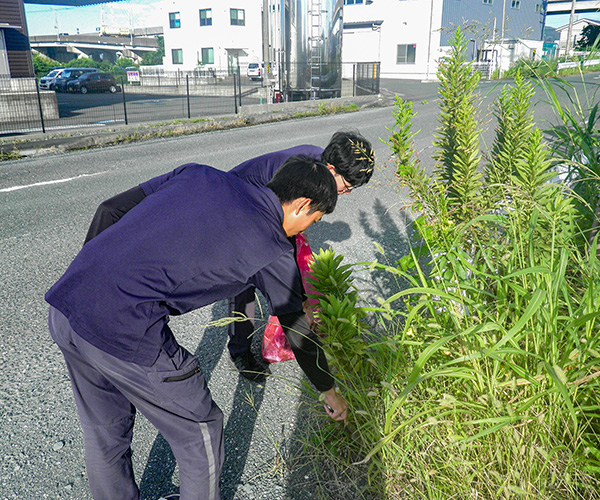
{"left": 139, "top": 300, "right": 268, "bottom": 499}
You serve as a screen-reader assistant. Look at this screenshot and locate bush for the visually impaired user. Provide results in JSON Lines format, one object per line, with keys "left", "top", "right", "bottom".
{"left": 505, "top": 58, "right": 557, "bottom": 78}
{"left": 299, "top": 27, "right": 600, "bottom": 500}
{"left": 32, "top": 53, "right": 59, "bottom": 80}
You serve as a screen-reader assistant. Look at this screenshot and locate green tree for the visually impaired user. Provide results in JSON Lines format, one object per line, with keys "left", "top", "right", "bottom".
{"left": 32, "top": 53, "right": 60, "bottom": 79}
{"left": 576, "top": 24, "right": 600, "bottom": 49}
{"left": 63, "top": 57, "right": 100, "bottom": 69}
{"left": 141, "top": 36, "right": 164, "bottom": 65}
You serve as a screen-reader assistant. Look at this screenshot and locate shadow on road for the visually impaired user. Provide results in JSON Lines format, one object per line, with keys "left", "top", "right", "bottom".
{"left": 139, "top": 300, "right": 269, "bottom": 500}
{"left": 283, "top": 197, "right": 410, "bottom": 500}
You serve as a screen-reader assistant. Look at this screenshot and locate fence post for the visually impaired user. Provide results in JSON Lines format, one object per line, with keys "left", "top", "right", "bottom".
{"left": 121, "top": 77, "right": 128, "bottom": 125}
{"left": 34, "top": 80, "right": 46, "bottom": 134}
{"left": 233, "top": 70, "right": 238, "bottom": 114}
{"left": 352, "top": 63, "right": 356, "bottom": 97}
{"left": 237, "top": 63, "right": 242, "bottom": 108}
{"left": 186, "top": 74, "right": 191, "bottom": 119}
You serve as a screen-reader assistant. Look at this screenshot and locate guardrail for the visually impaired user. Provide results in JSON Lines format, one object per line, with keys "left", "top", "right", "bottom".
{"left": 557, "top": 58, "right": 600, "bottom": 70}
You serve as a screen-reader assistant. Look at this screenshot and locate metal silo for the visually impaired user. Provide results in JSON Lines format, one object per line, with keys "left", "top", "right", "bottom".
{"left": 268, "top": 0, "right": 343, "bottom": 100}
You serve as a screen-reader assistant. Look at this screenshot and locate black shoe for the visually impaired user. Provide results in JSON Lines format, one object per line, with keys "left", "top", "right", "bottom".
{"left": 230, "top": 351, "right": 269, "bottom": 382}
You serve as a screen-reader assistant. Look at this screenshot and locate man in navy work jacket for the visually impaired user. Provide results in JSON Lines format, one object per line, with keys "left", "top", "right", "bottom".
{"left": 83, "top": 131, "right": 375, "bottom": 382}
{"left": 46, "top": 157, "right": 347, "bottom": 500}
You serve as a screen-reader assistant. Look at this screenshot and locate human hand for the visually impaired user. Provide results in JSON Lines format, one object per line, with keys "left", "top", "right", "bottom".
{"left": 322, "top": 387, "right": 348, "bottom": 422}
{"left": 303, "top": 300, "right": 317, "bottom": 331}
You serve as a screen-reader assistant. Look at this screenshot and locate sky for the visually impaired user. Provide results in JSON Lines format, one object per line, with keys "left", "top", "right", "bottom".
{"left": 24, "top": 0, "right": 165, "bottom": 36}
{"left": 23, "top": 1, "right": 600, "bottom": 36}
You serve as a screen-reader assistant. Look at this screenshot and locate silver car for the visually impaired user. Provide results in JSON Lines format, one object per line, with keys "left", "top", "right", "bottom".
{"left": 39, "top": 69, "right": 65, "bottom": 90}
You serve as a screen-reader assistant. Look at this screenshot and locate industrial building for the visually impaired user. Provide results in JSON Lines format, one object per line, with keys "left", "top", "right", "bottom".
{"left": 342, "top": 0, "right": 547, "bottom": 80}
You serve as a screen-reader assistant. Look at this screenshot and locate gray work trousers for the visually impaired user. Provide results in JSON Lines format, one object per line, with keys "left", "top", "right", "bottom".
{"left": 48, "top": 306, "right": 223, "bottom": 500}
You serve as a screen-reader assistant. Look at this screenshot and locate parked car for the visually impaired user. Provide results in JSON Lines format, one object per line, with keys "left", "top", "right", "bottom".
{"left": 53, "top": 68, "right": 99, "bottom": 92}
{"left": 39, "top": 68, "right": 65, "bottom": 90}
{"left": 67, "top": 72, "right": 120, "bottom": 94}
{"left": 247, "top": 62, "right": 263, "bottom": 80}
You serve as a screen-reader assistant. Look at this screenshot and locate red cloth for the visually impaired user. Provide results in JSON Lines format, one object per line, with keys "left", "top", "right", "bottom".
{"left": 262, "top": 233, "right": 317, "bottom": 363}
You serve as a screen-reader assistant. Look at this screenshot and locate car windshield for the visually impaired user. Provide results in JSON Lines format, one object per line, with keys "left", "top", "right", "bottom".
{"left": 47, "top": 70, "right": 60, "bottom": 77}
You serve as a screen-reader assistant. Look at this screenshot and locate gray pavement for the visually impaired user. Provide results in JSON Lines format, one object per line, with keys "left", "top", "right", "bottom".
{"left": 0, "top": 104, "right": 417, "bottom": 500}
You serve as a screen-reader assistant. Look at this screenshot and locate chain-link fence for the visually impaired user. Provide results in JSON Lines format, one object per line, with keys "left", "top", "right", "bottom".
{"left": 1, "top": 61, "right": 381, "bottom": 136}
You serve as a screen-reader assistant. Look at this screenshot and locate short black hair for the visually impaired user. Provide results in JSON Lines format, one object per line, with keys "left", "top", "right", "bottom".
{"left": 321, "top": 131, "right": 375, "bottom": 188}
{"left": 267, "top": 155, "right": 338, "bottom": 214}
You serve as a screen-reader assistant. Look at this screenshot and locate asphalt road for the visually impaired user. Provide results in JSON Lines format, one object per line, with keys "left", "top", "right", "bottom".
{"left": 1, "top": 73, "right": 598, "bottom": 500}
{"left": 0, "top": 106, "right": 415, "bottom": 500}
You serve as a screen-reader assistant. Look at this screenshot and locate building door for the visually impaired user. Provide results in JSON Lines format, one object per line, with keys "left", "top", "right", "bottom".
{"left": 227, "top": 49, "right": 242, "bottom": 75}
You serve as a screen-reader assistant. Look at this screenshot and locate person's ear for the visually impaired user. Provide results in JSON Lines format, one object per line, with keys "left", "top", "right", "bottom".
{"left": 294, "top": 197, "right": 312, "bottom": 215}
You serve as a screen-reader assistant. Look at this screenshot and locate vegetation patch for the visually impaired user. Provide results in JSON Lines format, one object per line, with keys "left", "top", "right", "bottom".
{"left": 298, "top": 27, "right": 600, "bottom": 500}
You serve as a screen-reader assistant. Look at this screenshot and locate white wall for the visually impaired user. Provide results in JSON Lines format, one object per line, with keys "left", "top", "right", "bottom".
{"left": 342, "top": 0, "right": 444, "bottom": 81}
{"left": 161, "top": 0, "right": 263, "bottom": 72}
{"left": 0, "top": 31, "right": 10, "bottom": 77}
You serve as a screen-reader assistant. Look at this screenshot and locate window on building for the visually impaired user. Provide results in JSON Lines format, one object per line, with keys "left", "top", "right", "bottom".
{"left": 344, "top": 0, "right": 364, "bottom": 4}
{"left": 169, "top": 12, "right": 181, "bottom": 29}
{"left": 397, "top": 44, "right": 416, "bottom": 64}
{"left": 201, "top": 48, "right": 214, "bottom": 64}
{"left": 483, "top": 0, "right": 493, "bottom": 4}
{"left": 230, "top": 8, "right": 245, "bottom": 26}
{"left": 511, "top": 0, "right": 520, "bottom": 8}
{"left": 172, "top": 48, "right": 183, "bottom": 64}
{"left": 535, "top": 3, "right": 543, "bottom": 12}
{"left": 200, "top": 9, "right": 212, "bottom": 26}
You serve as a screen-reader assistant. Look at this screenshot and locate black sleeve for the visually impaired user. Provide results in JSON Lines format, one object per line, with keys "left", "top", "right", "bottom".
{"left": 84, "top": 185, "right": 147, "bottom": 244}
{"left": 278, "top": 311, "right": 334, "bottom": 392}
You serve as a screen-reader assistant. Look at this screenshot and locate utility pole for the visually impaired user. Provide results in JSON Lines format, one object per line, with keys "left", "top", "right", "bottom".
{"left": 565, "top": 0, "right": 577, "bottom": 56}
{"left": 425, "top": 0, "right": 434, "bottom": 81}
{"left": 501, "top": 0, "right": 506, "bottom": 41}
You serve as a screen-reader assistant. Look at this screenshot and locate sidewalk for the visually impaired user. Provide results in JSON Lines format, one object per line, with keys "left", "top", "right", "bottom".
{"left": 0, "top": 94, "right": 391, "bottom": 159}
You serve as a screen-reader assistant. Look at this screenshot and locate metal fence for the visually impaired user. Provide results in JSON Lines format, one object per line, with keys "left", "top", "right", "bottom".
{"left": 0, "top": 73, "right": 261, "bottom": 137}
{"left": 1, "top": 61, "right": 381, "bottom": 137}
{"left": 352, "top": 62, "right": 381, "bottom": 96}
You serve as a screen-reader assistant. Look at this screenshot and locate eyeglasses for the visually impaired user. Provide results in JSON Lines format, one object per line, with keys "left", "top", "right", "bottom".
{"left": 340, "top": 178, "right": 354, "bottom": 194}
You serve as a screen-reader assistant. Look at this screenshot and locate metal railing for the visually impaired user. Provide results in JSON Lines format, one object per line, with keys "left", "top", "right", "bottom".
{"left": 352, "top": 62, "right": 381, "bottom": 96}
{"left": 1, "top": 62, "right": 381, "bottom": 136}
{"left": 0, "top": 73, "right": 261, "bottom": 136}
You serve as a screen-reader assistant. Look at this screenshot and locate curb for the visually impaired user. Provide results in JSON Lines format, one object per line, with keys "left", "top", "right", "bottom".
{"left": 0, "top": 94, "right": 391, "bottom": 159}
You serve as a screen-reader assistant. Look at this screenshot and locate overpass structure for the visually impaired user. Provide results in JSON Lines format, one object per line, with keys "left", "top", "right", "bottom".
{"left": 29, "top": 31, "right": 160, "bottom": 64}
{"left": 547, "top": 0, "right": 600, "bottom": 15}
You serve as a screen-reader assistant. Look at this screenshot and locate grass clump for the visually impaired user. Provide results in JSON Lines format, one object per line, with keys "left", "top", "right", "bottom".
{"left": 299, "top": 27, "right": 600, "bottom": 500}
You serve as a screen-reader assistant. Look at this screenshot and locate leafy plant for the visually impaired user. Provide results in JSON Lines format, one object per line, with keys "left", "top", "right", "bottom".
{"left": 434, "top": 27, "right": 483, "bottom": 221}
{"left": 297, "top": 28, "right": 600, "bottom": 500}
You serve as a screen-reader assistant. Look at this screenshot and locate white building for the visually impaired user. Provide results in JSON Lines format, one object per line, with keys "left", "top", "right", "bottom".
{"left": 161, "top": 0, "right": 263, "bottom": 74}
{"left": 342, "top": 0, "right": 546, "bottom": 80}
{"left": 555, "top": 18, "right": 600, "bottom": 55}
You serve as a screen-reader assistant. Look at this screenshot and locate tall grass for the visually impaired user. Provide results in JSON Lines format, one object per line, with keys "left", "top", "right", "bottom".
{"left": 296, "top": 29, "right": 600, "bottom": 499}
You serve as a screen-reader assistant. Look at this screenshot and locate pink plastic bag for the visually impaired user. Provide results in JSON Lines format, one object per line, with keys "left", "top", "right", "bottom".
{"left": 262, "top": 233, "right": 317, "bottom": 363}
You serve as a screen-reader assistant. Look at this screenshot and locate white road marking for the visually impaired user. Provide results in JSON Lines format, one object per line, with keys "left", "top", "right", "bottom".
{"left": 0, "top": 172, "right": 106, "bottom": 193}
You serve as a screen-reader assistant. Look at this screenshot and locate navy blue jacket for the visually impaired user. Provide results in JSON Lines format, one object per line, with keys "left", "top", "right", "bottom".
{"left": 46, "top": 165, "right": 303, "bottom": 367}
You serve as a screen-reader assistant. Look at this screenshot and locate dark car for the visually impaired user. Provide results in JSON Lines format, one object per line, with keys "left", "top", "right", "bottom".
{"left": 67, "top": 72, "right": 120, "bottom": 94}
{"left": 53, "top": 68, "right": 99, "bottom": 92}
